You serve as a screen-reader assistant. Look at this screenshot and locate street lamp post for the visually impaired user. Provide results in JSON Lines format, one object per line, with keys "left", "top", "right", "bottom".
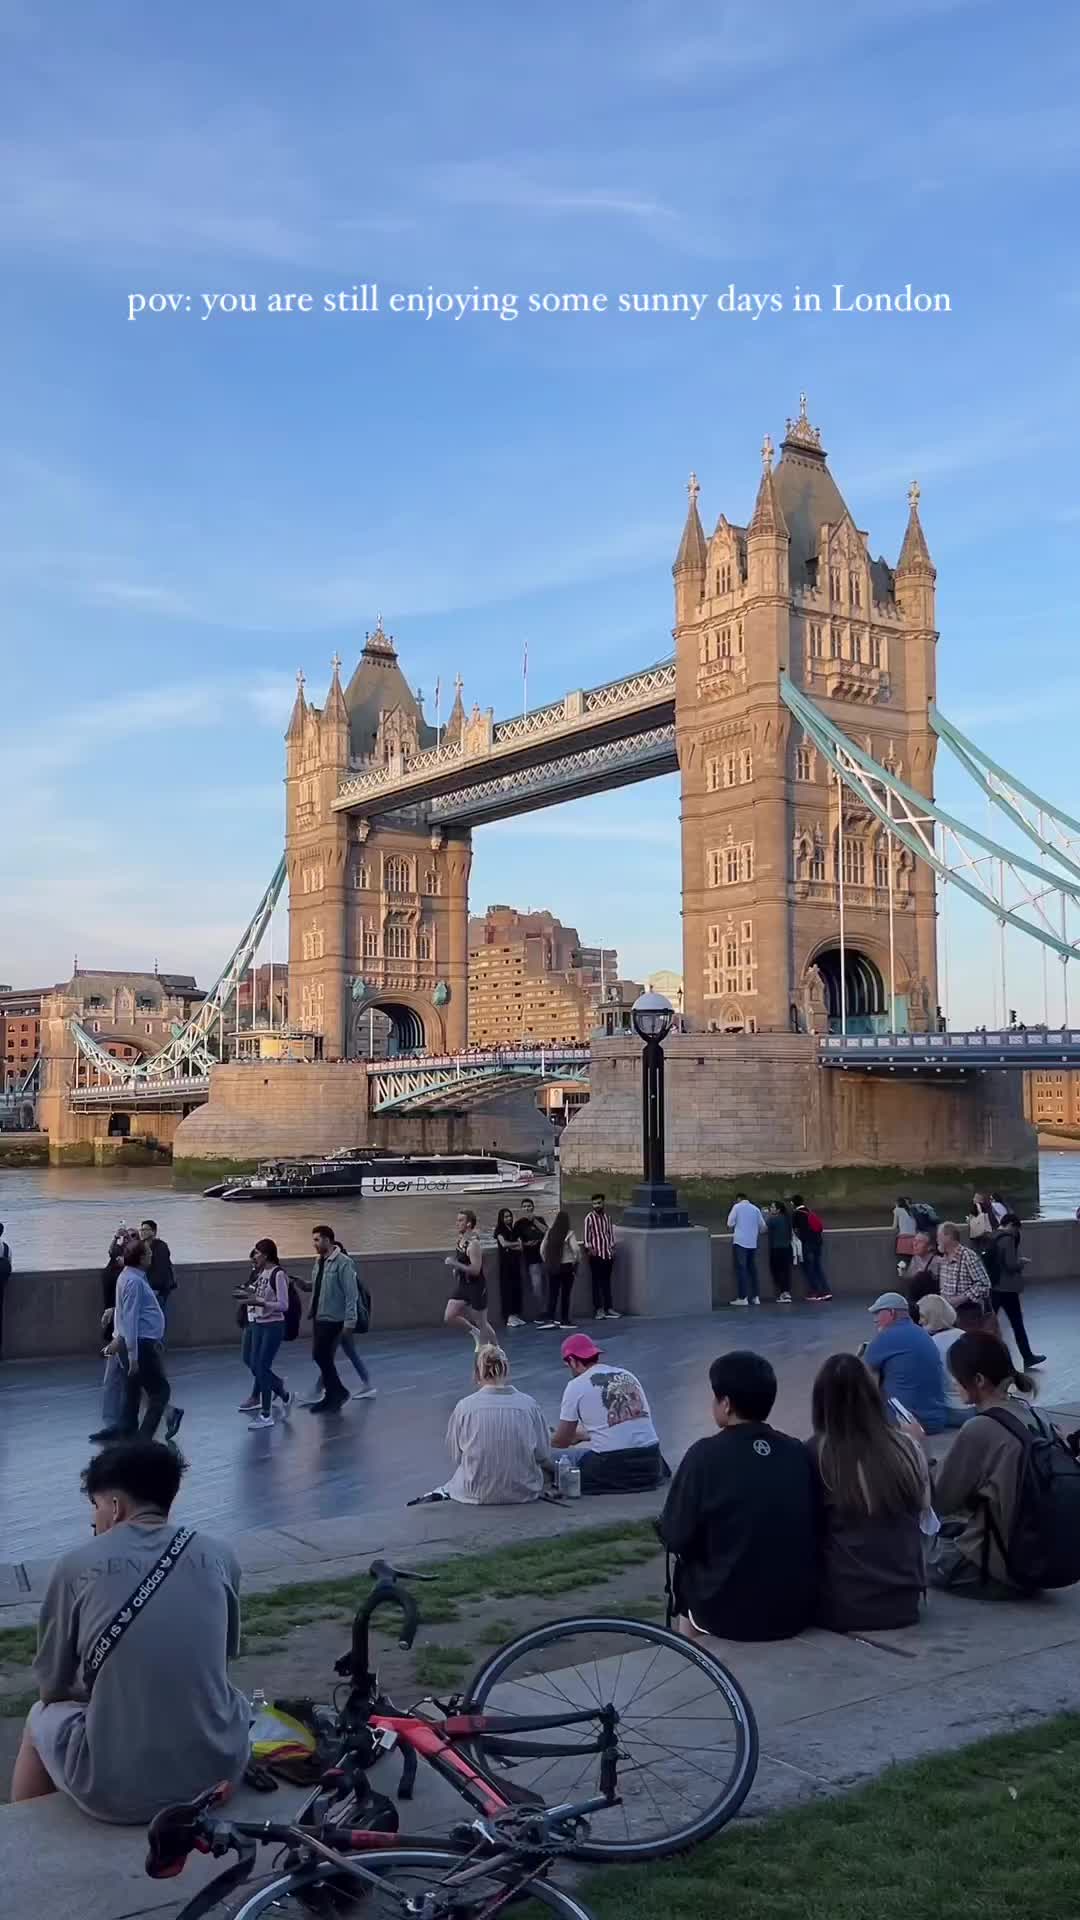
{"left": 621, "top": 991, "right": 689, "bottom": 1229}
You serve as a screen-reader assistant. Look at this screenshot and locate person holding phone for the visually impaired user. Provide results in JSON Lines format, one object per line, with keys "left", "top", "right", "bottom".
{"left": 863, "top": 1291, "right": 948, "bottom": 1436}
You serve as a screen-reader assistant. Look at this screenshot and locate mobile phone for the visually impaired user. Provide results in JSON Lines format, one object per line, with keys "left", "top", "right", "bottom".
{"left": 889, "top": 1396, "right": 914, "bottom": 1423}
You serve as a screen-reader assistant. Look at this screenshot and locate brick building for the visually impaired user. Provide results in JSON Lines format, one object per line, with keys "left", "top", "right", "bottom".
{"left": 0, "top": 987, "right": 46, "bottom": 1090}
{"left": 1025, "top": 1070, "right": 1080, "bottom": 1131}
{"left": 467, "top": 906, "right": 629, "bottom": 1046}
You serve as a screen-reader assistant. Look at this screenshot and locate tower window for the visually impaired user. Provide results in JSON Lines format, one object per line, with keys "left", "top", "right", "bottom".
{"left": 810, "top": 840, "right": 826, "bottom": 882}
{"left": 830, "top": 567, "right": 842, "bottom": 601}
{"left": 720, "top": 562, "right": 732, "bottom": 593}
{"left": 384, "top": 855, "right": 411, "bottom": 894}
{"left": 736, "top": 620, "right": 744, "bottom": 655}
{"left": 850, "top": 571, "right": 862, "bottom": 607}
{"left": 364, "top": 924, "right": 379, "bottom": 958}
{"left": 875, "top": 843, "right": 890, "bottom": 890}
{"left": 352, "top": 861, "right": 369, "bottom": 890}
{"left": 706, "top": 756, "right": 721, "bottom": 792}
{"left": 870, "top": 632, "right": 883, "bottom": 669}
{"left": 809, "top": 622, "right": 823, "bottom": 658}
{"left": 417, "top": 924, "right": 433, "bottom": 962}
{"left": 795, "top": 743, "right": 812, "bottom": 781}
{"left": 841, "top": 839, "right": 867, "bottom": 887}
{"left": 423, "top": 866, "right": 441, "bottom": 896}
{"left": 740, "top": 749, "right": 753, "bottom": 783}
{"left": 385, "top": 919, "right": 411, "bottom": 959}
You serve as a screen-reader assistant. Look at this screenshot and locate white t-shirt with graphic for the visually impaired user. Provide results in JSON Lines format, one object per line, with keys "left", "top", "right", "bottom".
{"left": 559, "top": 1362, "right": 658, "bottom": 1454}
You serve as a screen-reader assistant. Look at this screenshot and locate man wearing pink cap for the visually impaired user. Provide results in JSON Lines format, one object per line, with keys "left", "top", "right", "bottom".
{"left": 550, "top": 1333, "right": 663, "bottom": 1494}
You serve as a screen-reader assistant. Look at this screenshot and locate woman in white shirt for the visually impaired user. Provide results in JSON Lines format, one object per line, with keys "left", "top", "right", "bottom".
{"left": 422, "top": 1347, "right": 552, "bottom": 1505}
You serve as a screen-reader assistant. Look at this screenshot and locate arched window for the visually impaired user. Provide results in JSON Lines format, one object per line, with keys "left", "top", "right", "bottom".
{"left": 739, "top": 748, "right": 753, "bottom": 784}
{"left": 384, "top": 856, "right": 411, "bottom": 894}
{"left": 795, "top": 742, "right": 812, "bottom": 781}
{"left": 364, "top": 923, "right": 378, "bottom": 958}
{"left": 352, "top": 861, "right": 369, "bottom": 890}
{"left": 841, "top": 838, "right": 866, "bottom": 887}
{"left": 423, "top": 867, "right": 441, "bottom": 896}
{"left": 417, "top": 924, "right": 433, "bottom": 962}
{"left": 810, "top": 838, "right": 826, "bottom": 882}
{"left": 875, "top": 843, "right": 890, "bottom": 890}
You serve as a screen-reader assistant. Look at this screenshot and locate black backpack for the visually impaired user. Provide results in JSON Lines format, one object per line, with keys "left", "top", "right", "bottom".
{"left": 283, "top": 1277, "right": 303, "bottom": 1343}
{"left": 0, "top": 1242, "right": 10, "bottom": 1283}
{"left": 978, "top": 1407, "right": 1080, "bottom": 1590}
{"left": 911, "top": 1203, "right": 938, "bottom": 1233}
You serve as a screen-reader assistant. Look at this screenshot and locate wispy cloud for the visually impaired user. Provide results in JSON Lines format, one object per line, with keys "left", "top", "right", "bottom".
{"left": 431, "top": 161, "right": 676, "bottom": 225}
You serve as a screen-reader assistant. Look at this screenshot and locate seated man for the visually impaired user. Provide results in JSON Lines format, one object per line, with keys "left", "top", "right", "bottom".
{"left": 551, "top": 1333, "right": 663, "bottom": 1492}
{"left": 658, "top": 1350, "right": 817, "bottom": 1641}
{"left": 864, "top": 1291, "right": 948, "bottom": 1435}
{"left": 11, "top": 1441, "right": 250, "bottom": 1823}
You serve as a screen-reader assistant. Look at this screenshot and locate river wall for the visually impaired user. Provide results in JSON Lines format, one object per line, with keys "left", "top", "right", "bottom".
{"left": 3, "top": 1219, "right": 1077, "bottom": 1361}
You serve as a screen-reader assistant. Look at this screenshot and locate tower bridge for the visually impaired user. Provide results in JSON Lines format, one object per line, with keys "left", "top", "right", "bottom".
{"left": 42, "top": 394, "right": 1080, "bottom": 1189}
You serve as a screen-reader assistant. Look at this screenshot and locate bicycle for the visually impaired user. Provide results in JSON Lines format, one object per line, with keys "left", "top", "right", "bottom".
{"left": 146, "top": 1556, "right": 759, "bottom": 1915}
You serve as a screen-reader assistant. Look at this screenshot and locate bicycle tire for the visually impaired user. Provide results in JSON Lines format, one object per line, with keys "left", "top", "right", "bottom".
{"left": 217, "top": 1848, "right": 595, "bottom": 1918}
{"left": 459, "top": 1613, "right": 758, "bottom": 1863}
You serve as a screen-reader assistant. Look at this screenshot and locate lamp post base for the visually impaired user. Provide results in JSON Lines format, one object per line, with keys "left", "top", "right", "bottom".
{"left": 620, "top": 1182, "right": 689, "bottom": 1229}
{"left": 613, "top": 1223, "right": 712, "bottom": 1316}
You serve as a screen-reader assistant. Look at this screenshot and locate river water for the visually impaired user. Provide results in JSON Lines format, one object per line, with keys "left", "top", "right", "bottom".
{"left": 2, "top": 1150, "right": 1078, "bottom": 1271}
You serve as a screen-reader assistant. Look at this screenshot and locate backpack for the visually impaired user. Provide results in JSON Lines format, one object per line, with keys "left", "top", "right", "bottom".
{"left": 355, "top": 1278, "right": 372, "bottom": 1334}
{"left": 0, "top": 1241, "right": 10, "bottom": 1283}
{"left": 283, "top": 1277, "right": 303, "bottom": 1343}
{"left": 911, "top": 1203, "right": 938, "bottom": 1233}
{"left": 805, "top": 1210, "right": 824, "bottom": 1237}
{"left": 978, "top": 1407, "right": 1080, "bottom": 1590}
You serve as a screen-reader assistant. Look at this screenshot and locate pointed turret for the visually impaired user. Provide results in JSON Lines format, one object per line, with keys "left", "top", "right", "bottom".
{"left": 324, "top": 652, "right": 348, "bottom": 724}
{"left": 673, "top": 472, "right": 707, "bottom": 575}
{"left": 896, "top": 481, "right": 935, "bottom": 578}
{"left": 444, "top": 674, "right": 466, "bottom": 745}
{"left": 748, "top": 435, "right": 788, "bottom": 539}
{"left": 285, "top": 668, "right": 306, "bottom": 741}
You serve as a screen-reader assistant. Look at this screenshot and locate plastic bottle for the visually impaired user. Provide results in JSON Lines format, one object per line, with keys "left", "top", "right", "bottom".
{"left": 556, "top": 1457, "right": 569, "bottom": 1497}
{"left": 251, "top": 1687, "right": 267, "bottom": 1712}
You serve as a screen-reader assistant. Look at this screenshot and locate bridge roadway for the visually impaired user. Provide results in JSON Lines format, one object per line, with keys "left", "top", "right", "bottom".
{"left": 3, "top": 1288, "right": 1080, "bottom": 1571}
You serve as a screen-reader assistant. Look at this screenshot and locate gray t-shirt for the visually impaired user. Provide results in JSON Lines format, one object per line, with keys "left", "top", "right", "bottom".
{"left": 34, "top": 1519, "right": 249, "bottom": 1823}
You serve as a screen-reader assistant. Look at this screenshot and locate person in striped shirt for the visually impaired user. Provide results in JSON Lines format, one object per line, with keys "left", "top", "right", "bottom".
{"left": 584, "top": 1194, "right": 620, "bottom": 1320}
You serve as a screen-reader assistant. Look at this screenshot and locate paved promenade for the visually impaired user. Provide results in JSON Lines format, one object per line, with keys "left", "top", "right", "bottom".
{"left": 3, "top": 1287, "right": 1080, "bottom": 1598}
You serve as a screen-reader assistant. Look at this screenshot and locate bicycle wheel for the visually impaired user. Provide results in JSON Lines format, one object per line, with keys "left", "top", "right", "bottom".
{"left": 460, "top": 1614, "right": 758, "bottom": 1863}
{"left": 219, "top": 1849, "right": 594, "bottom": 1917}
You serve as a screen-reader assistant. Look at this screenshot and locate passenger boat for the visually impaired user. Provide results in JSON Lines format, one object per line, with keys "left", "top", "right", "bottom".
{"left": 205, "top": 1150, "right": 536, "bottom": 1201}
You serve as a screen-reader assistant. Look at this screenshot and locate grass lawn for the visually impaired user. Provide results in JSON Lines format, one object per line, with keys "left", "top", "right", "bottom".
{"left": 586, "top": 1713, "right": 1080, "bottom": 1920}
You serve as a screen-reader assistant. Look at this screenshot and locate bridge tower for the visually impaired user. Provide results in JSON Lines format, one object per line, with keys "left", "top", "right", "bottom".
{"left": 674, "top": 398, "right": 939, "bottom": 1036}
{"left": 285, "top": 625, "right": 471, "bottom": 1058}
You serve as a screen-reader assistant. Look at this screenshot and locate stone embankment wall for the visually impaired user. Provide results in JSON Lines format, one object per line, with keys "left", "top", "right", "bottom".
{"left": 3, "top": 1219, "right": 1077, "bottom": 1361}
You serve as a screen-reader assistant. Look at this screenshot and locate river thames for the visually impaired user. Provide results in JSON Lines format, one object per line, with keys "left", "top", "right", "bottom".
{"left": 1, "top": 1150, "right": 1077, "bottom": 1270}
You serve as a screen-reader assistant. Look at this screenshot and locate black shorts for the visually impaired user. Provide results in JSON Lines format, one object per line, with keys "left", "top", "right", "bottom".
{"left": 449, "top": 1277, "right": 488, "bottom": 1312}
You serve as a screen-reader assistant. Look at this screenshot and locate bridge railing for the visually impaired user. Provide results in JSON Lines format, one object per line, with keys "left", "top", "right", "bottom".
{"left": 365, "top": 1046, "right": 592, "bottom": 1073}
{"left": 820, "top": 1030, "right": 1080, "bottom": 1058}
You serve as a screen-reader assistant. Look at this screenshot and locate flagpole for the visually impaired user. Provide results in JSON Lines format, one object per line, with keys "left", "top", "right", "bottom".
{"left": 435, "top": 676, "right": 442, "bottom": 747}
{"left": 522, "top": 640, "right": 528, "bottom": 719}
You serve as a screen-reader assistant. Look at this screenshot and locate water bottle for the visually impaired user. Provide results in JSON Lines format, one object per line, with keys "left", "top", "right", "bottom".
{"left": 250, "top": 1685, "right": 268, "bottom": 1730}
{"left": 567, "top": 1467, "right": 581, "bottom": 1500}
{"left": 556, "top": 1457, "right": 569, "bottom": 1498}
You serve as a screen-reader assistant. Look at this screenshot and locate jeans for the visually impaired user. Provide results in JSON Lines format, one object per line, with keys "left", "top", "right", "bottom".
{"left": 589, "top": 1255, "right": 614, "bottom": 1315}
{"left": 250, "top": 1321, "right": 287, "bottom": 1414}
{"left": 545, "top": 1266, "right": 576, "bottom": 1323}
{"left": 733, "top": 1244, "right": 758, "bottom": 1301}
{"left": 768, "top": 1248, "right": 793, "bottom": 1298}
{"left": 312, "top": 1319, "right": 347, "bottom": 1404}
{"left": 801, "top": 1242, "right": 828, "bottom": 1297}
{"left": 340, "top": 1330, "right": 370, "bottom": 1387}
{"left": 498, "top": 1255, "right": 523, "bottom": 1324}
{"left": 102, "top": 1352, "right": 128, "bottom": 1430}
{"left": 123, "top": 1339, "right": 170, "bottom": 1439}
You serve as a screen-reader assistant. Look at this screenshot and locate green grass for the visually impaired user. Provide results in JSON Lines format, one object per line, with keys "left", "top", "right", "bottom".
{"left": 0, "top": 1628, "right": 37, "bottom": 1673}
{"left": 586, "top": 1714, "right": 1080, "bottom": 1920}
{"left": 412, "top": 1643, "right": 473, "bottom": 1689}
{"left": 240, "top": 1521, "right": 661, "bottom": 1645}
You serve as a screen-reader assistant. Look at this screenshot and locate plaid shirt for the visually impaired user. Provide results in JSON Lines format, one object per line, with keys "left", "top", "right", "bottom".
{"left": 940, "top": 1243, "right": 991, "bottom": 1307}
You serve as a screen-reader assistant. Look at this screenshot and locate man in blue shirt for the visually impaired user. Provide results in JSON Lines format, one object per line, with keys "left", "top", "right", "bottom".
{"left": 109, "top": 1243, "right": 178, "bottom": 1441}
{"left": 864, "top": 1291, "right": 947, "bottom": 1434}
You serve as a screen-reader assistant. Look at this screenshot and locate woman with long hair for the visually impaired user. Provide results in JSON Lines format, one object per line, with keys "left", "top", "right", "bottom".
{"left": 234, "top": 1238, "right": 293, "bottom": 1432}
{"left": 537, "top": 1209, "right": 581, "bottom": 1330}
{"left": 930, "top": 1333, "right": 1046, "bottom": 1596}
{"left": 494, "top": 1207, "right": 524, "bottom": 1327}
{"left": 808, "top": 1351, "right": 929, "bottom": 1630}
{"left": 766, "top": 1201, "right": 794, "bottom": 1303}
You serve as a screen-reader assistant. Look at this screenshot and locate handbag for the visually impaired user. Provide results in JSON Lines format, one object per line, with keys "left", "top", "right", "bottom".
{"left": 896, "top": 1233, "right": 915, "bottom": 1258}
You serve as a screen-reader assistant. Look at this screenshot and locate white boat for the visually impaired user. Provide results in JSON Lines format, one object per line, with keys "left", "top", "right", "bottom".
{"left": 209, "top": 1151, "right": 536, "bottom": 1201}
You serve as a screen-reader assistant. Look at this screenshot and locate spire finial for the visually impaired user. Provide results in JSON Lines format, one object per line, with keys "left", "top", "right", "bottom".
{"left": 454, "top": 671, "right": 463, "bottom": 695}
{"left": 687, "top": 470, "right": 700, "bottom": 504}
{"left": 798, "top": 390, "right": 808, "bottom": 420}
{"left": 761, "top": 433, "right": 774, "bottom": 473}
{"left": 296, "top": 667, "right": 305, "bottom": 690}
{"left": 783, "top": 393, "right": 823, "bottom": 453}
{"left": 908, "top": 479, "right": 921, "bottom": 510}
{"left": 330, "top": 651, "right": 342, "bottom": 677}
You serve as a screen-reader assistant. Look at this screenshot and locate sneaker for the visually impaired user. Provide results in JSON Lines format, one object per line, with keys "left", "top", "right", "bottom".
{"left": 354, "top": 1386, "right": 377, "bottom": 1399}
{"left": 308, "top": 1397, "right": 347, "bottom": 1414}
{"left": 506, "top": 1315, "right": 525, "bottom": 1328}
{"left": 751, "top": 1296, "right": 761, "bottom": 1306}
{"left": 298, "top": 1393, "right": 325, "bottom": 1408}
{"left": 237, "top": 1396, "right": 260, "bottom": 1413}
{"left": 819, "top": 1291, "right": 833, "bottom": 1301}
{"left": 1026, "top": 1354, "right": 1047, "bottom": 1367}
{"left": 164, "top": 1407, "right": 185, "bottom": 1442}
{"left": 88, "top": 1427, "right": 125, "bottom": 1443}
{"left": 556, "top": 1321, "right": 577, "bottom": 1330}
{"left": 536, "top": 1320, "right": 558, "bottom": 1330}
{"left": 279, "top": 1390, "right": 294, "bottom": 1417}
{"left": 731, "top": 1298, "right": 749, "bottom": 1308}
{"left": 247, "top": 1411, "right": 274, "bottom": 1431}
{"left": 605, "top": 1309, "right": 622, "bottom": 1320}
{"left": 593, "top": 1309, "right": 607, "bottom": 1320}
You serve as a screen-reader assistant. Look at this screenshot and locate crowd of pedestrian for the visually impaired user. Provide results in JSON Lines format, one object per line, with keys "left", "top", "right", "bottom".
{"left": 726, "top": 1191, "right": 832, "bottom": 1303}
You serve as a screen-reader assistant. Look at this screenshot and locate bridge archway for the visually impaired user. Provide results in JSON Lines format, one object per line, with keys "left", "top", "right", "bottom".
{"left": 347, "top": 992, "right": 447, "bottom": 1059}
{"left": 810, "top": 945, "right": 888, "bottom": 1035}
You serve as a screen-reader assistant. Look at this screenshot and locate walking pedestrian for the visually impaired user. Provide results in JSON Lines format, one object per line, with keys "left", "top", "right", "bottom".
{"left": 335, "top": 1241, "right": 375, "bottom": 1397}
{"left": 233, "top": 1240, "right": 293, "bottom": 1431}
{"left": 494, "top": 1208, "right": 525, "bottom": 1327}
{"left": 584, "top": 1194, "right": 619, "bottom": 1320}
{"left": 304, "top": 1225, "right": 357, "bottom": 1413}
{"left": 140, "top": 1220, "right": 176, "bottom": 1322}
{"left": 513, "top": 1197, "right": 548, "bottom": 1315}
{"left": 727, "top": 1192, "right": 766, "bottom": 1305}
{"left": 791, "top": 1196, "right": 831, "bottom": 1299}
{"left": 91, "top": 1228, "right": 142, "bottom": 1442}
{"left": 110, "top": 1243, "right": 183, "bottom": 1442}
{"left": 537, "top": 1210, "right": 581, "bottom": 1330}
{"left": 236, "top": 1247, "right": 261, "bottom": 1414}
{"left": 444, "top": 1210, "right": 497, "bottom": 1348}
{"left": 0, "top": 1221, "right": 10, "bottom": 1359}
{"left": 986, "top": 1212, "right": 1045, "bottom": 1369}
{"left": 765, "top": 1201, "right": 794, "bottom": 1302}
{"left": 892, "top": 1196, "right": 917, "bottom": 1272}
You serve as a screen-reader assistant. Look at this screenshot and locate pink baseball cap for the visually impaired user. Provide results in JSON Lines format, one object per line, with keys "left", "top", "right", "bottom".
{"left": 561, "top": 1333, "right": 601, "bottom": 1363}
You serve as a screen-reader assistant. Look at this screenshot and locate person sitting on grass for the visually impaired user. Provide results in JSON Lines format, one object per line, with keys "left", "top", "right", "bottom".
{"left": 928, "top": 1334, "right": 1056, "bottom": 1598}
{"left": 410, "top": 1346, "right": 553, "bottom": 1505}
{"left": 550, "top": 1333, "right": 664, "bottom": 1493}
{"left": 808, "top": 1352, "right": 931, "bottom": 1632}
{"left": 657, "top": 1350, "right": 817, "bottom": 1641}
{"left": 11, "top": 1441, "right": 249, "bottom": 1823}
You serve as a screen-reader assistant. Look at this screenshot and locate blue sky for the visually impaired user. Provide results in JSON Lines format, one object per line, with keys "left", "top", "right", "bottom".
{"left": 2, "top": 0, "right": 1078, "bottom": 1023}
